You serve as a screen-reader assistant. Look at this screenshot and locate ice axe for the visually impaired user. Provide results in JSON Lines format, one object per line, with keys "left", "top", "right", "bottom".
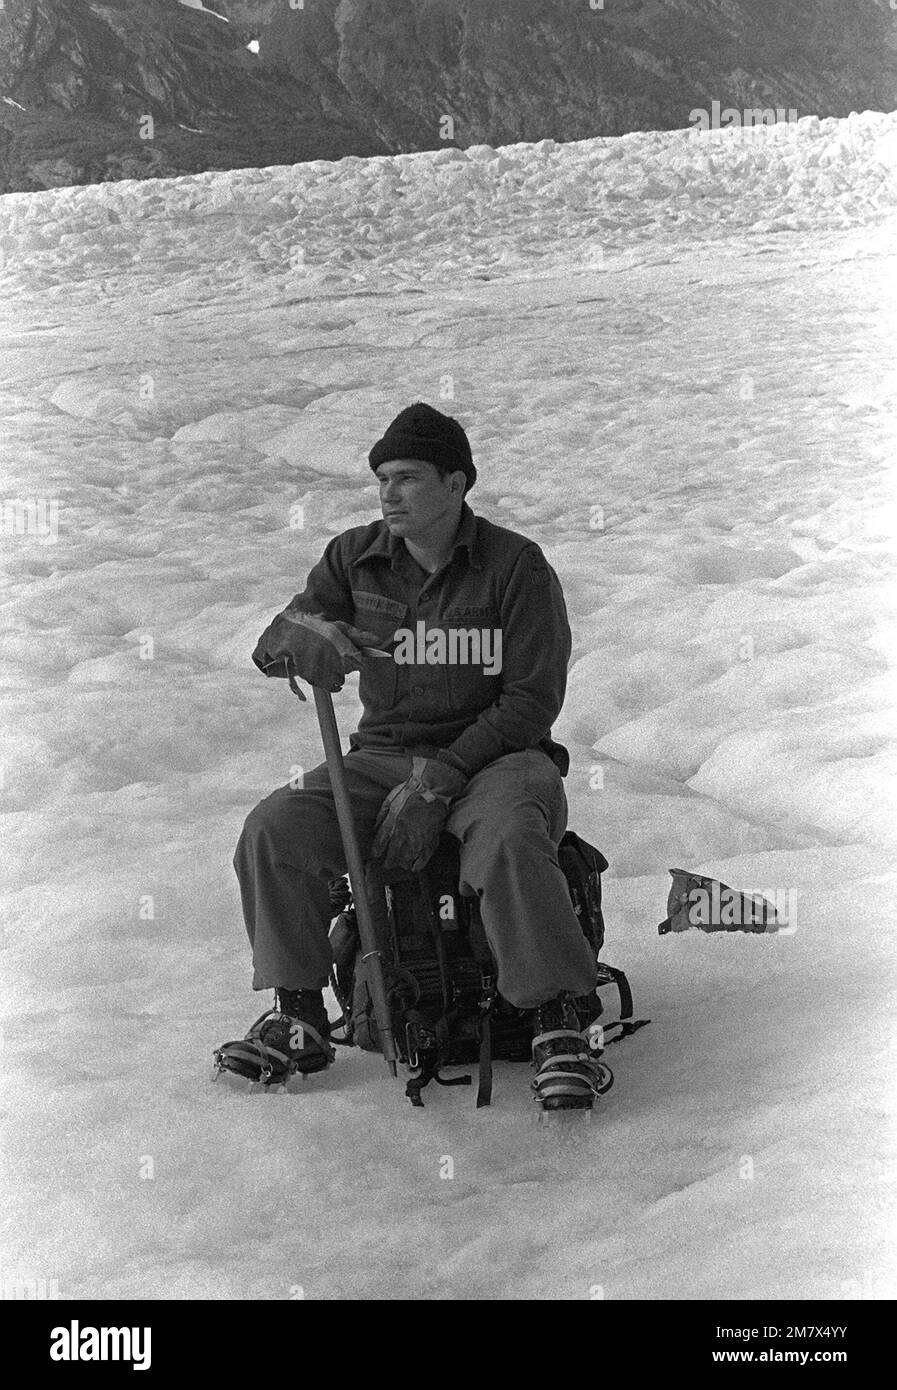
{"left": 284, "top": 654, "right": 399, "bottom": 1076}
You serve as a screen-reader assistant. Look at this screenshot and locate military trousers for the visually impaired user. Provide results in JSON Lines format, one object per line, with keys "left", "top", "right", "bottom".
{"left": 233, "top": 744, "right": 598, "bottom": 1010}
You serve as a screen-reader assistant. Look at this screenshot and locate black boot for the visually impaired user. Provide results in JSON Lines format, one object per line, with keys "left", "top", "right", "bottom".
{"left": 276, "top": 987, "right": 330, "bottom": 1034}
{"left": 531, "top": 992, "right": 612, "bottom": 1111}
{"left": 213, "top": 988, "right": 335, "bottom": 1087}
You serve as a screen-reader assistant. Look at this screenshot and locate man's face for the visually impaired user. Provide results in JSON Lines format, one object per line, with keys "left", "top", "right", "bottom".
{"left": 375, "top": 458, "right": 464, "bottom": 539}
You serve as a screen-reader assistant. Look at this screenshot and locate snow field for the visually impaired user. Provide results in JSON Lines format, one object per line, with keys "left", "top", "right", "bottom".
{"left": 1, "top": 112, "right": 895, "bottom": 1299}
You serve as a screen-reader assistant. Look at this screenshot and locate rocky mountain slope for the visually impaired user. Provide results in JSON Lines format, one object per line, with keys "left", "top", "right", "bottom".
{"left": 0, "top": 0, "right": 387, "bottom": 194}
{"left": 1, "top": 0, "right": 895, "bottom": 193}
{"left": 247, "top": 0, "right": 897, "bottom": 151}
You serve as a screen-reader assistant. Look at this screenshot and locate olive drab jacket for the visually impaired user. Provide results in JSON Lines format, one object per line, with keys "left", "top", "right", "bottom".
{"left": 252, "top": 501, "right": 573, "bottom": 779}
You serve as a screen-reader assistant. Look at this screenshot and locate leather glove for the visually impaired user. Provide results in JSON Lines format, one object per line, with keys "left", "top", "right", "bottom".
{"left": 252, "top": 610, "right": 386, "bottom": 693}
{"left": 370, "top": 757, "right": 468, "bottom": 874}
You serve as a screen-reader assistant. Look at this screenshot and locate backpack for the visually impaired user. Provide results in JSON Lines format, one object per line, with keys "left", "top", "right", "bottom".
{"left": 328, "top": 829, "right": 648, "bottom": 1107}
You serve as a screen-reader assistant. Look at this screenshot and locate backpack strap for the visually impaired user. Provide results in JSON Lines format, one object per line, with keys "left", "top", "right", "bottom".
{"left": 476, "top": 1014, "right": 493, "bottom": 1108}
{"left": 431, "top": 1014, "right": 472, "bottom": 1091}
{"left": 464, "top": 900, "right": 499, "bottom": 1107}
{"left": 601, "top": 963, "right": 634, "bottom": 1020}
{"left": 591, "top": 965, "right": 651, "bottom": 1045}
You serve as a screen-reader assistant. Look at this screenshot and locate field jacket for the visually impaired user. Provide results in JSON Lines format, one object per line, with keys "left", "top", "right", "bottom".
{"left": 252, "top": 501, "right": 573, "bottom": 779}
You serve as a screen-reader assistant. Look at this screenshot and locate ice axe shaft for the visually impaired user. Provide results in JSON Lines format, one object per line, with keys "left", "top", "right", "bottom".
{"left": 307, "top": 679, "right": 398, "bottom": 1075}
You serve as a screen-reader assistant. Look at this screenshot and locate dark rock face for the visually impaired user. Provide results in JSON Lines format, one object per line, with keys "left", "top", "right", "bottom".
{"left": 249, "top": 0, "right": 897, "bottom": 150}
{"left": 1, "top": 0, "right": 894, "bottom": 194}
{"left": 0, "top": 0, "right": 387, "bottom": 193}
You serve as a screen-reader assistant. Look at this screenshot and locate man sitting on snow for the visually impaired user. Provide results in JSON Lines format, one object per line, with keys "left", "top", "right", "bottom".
{"left": 215, "top": 402, "right": 603, "bottom": 1106}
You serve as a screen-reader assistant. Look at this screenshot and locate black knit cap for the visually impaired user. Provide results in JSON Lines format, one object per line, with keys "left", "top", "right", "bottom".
{"left": 368, "top": 402, "right": 476, "bottom": 494}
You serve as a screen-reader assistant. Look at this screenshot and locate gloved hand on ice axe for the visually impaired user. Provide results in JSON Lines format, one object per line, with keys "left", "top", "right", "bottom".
{"left": 252, "top": 610, "right": 388, "bottom": 698}
{"left": 371, "top": 757, "right": 468, "bottom": 874}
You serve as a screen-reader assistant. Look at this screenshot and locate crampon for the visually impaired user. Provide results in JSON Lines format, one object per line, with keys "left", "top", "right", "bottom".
{"left": 212, "top": 1008, "right": 335, "bottom": 1093}
{"left": 531, "top": 1016, "right": 613, "bottom": 1124}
